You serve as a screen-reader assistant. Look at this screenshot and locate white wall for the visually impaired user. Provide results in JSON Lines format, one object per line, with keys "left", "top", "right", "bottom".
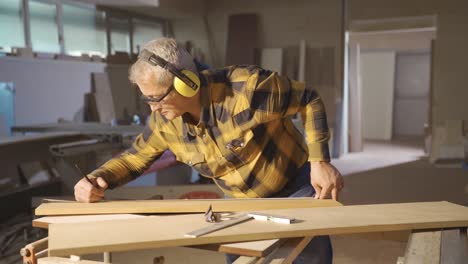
{"left": 0, "top": 57, "right": 106, "bottom": 125}
{"left": 360, "top": 51, "right": 396, "bottom": 140}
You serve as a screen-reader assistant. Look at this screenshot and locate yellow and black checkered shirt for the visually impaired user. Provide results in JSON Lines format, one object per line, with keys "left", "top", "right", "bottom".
{"left": 90, "top": 65, "right": 330, "bottom": 198}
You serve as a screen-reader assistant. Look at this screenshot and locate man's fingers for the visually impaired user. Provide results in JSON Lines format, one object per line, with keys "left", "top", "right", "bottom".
{"left": 319, "top": 185, "right": 332, "bottom": 199}
{"left": 312, "top": 183, "right": 322, "bottom": 199}
{"left": 337, "top": 178, "right": 345, "bottom": 190}
{"left": 74, "top": 177, "right": 106, "bottom": 202}
{"left": 83, "top": 179, "right": 106, "bottom": 195}
{"left": 331, "top": 188, "right": 338, "bottom": 201}
{"left": 75, "top": 185, "right": 104, "bottom": 199}
{"left": 96, "top": 177, "right": 108, "bottom": 190}
{"left": 75, "top": 191, "right": 104, "bottom": 203}
{"left": 78, "top": 184, "right": 105, "bottom": 197}
{"left": 75, "top": 189, "right": 104, "bottom": 201}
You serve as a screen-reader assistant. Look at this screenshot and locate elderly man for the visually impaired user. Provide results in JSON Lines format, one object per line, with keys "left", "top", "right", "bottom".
{"left": 74, "top": 37, "right": 343, "bottom": 264}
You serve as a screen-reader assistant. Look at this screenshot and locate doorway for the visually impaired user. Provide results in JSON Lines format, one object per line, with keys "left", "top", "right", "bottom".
{"left": 345, "top": 25, "right": 435, "bottom": 152}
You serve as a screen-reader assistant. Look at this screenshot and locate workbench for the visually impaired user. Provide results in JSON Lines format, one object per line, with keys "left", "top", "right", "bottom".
{"left": 23, "top": 199, "right": 468, "bottom": 264}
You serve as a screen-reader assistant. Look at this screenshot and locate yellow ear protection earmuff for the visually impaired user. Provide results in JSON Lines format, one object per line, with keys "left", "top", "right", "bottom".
{"left": 139, "top": 49, "right": 200, "bottom": 97}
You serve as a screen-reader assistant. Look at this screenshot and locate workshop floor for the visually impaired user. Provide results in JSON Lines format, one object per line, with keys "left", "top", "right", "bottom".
{"left": 332, "top": 136, "right": 467, "bottom": 264}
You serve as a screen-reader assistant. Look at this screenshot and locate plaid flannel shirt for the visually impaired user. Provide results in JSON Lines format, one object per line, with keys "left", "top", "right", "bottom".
{"left": 90, "top": 65, "right": 330, "bottom": 198}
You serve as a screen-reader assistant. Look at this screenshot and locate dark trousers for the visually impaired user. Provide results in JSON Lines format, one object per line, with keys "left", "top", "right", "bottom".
{"left": 225, "top": 162, "right": 333, "bottom": 264}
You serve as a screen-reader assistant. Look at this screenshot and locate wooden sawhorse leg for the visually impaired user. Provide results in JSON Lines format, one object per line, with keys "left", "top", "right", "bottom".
{"left": 401, "top": 227, "right": 468, "bottom": 264}
{"left": 233, "top": 237, "right": 313, "bottom": 264}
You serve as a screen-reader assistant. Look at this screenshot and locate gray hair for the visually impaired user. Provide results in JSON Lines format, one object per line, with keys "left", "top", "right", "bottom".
{"left": 129, "top": 38, "right": 197, "bottom": 86}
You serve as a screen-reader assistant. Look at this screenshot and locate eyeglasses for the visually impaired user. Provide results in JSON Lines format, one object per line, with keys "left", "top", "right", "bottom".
{"left": 140, "top": 85, "right": 174, "bottom": 105}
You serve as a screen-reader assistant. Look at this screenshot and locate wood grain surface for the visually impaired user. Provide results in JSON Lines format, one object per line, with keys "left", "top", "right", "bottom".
{"left": 48, "top": 201, "right": 468, "bottom": 256}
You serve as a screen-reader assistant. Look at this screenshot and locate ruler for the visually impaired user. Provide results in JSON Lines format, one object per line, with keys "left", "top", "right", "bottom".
{"left": 185, "top": 212, "right": 295, "bottom": 238}
{"left": 185, "top": 214, "right": 253, "bottom": 238}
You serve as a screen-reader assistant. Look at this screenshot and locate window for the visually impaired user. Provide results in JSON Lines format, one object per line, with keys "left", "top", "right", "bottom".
{"left": 62, "top": 4, "right": 106, "bottom": 56}
{"left": 0, "top": 82, "right": 15, "bottom": 136}
{"left": 0, "top": 0, "right": 168, "bottom": 57}
{"left": 30, "top": 0, "right": 60, "bottom": 53}
{"left": 0, "top": 0, "right": 24, "bottom": 52}
{"left": 133, "top": 19, "right": 164, "bottom": 54}
{"left": 109, "top": 16, "right": 130, "bottom": 54}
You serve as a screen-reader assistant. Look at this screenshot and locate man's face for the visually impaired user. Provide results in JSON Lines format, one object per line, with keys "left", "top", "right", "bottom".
{"left": 138, "top": 81, "right": 186, "bottom": 120}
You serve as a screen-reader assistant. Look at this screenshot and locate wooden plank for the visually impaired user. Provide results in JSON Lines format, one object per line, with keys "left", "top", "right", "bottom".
{"left": 106, "top": 65, "right": 138, "bottom": 121}
{"left": 403, "top": 230, "right": 441, "bottom": 264}
{"left": 440, "top": 228, "right": 468, "bottom": 264}
{"left": 219, "top": 239, "right": 281, "bottom": 257}
{"left": 92, "top": 73, "right": 115, "bottom": 124}
{"left": 38, "top": 257, "right": 105, "bottom": 264}
{"left": 35, "top": 198, "right": 342, "bottom": 216}
{"left": 350, "top": 230, "right": 410, "bottom": 242}
{"left": 261, "top": 237, "right": 313, "bottom": 264}
{"left": 33, "top": 214, "right": 146, "bottom": 229}
{"left": 225, "top": 14, "right": 258, "bottom": 65}
{"left": 233, "top": 256, "right": 259, "bottom": 264}
{"left": 48, "top": 201, "right": 468, "bottom": 256}
{"left": 185, "top": 214, "right": 253, "bottom": 238}
{"left": 105, "top": 184, "right": 224, "bottom": 200}
{"left": 187, "top": 239, "right": 280, "bottom": 257}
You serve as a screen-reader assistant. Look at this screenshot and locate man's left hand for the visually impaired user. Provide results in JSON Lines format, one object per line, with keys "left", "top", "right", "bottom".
{"left": 310, "top": 161, "right": 344, "bottom": 201}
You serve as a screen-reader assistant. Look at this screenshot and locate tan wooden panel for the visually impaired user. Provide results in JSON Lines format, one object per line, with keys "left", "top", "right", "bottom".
{"left": 262, "top": 237, "right": 313, "bottom": 264}
{"left": 350, "top": 230, "right": 411, "bottom": 242}
{"left": 48, "top": 201, "right": 468, "bottom": 256}
{"left": 36, "top": 198, "right": 342, "bottom": 216}
{"left": 188, "top": 239, "right": 281, "bottom": 257}
{"left": 219, "top": 239, "right": 281, "bottom": 257}
{"left": 233, "top": 256, "right": 259, "bottom": 264}
{"left": 33, "top": 214, "right": 145, "bottom": 229}
{"left": 403, "top": 230, "right": 441, "bottom": 264}
{"left": 440, "top": 228, "right": 468, "bottom": 264}
{"left": 38, "top": 257, "right": 105, "bottom": 264}
{"left": 234, "top": 238, "right": 313, "bottom": 264}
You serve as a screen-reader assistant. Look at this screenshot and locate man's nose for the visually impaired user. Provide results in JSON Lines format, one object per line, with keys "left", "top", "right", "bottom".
{"left": 150, "top": 104, "right": 162, "bottom": 112}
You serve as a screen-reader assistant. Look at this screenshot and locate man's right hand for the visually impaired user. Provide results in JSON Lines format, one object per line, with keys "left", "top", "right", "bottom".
{"left": 74, "top": 176, "right": 108, "bottom": 203}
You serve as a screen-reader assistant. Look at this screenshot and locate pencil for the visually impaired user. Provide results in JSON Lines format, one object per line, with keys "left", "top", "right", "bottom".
{"left": 74, "top": 164, "right": 96, "bottom": 188}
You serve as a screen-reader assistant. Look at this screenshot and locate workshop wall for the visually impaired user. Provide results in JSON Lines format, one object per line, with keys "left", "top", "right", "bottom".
{"left": 172, "top": 0, "right": 343, "bottom": 126}
{"left": 0, "top": 57, "right": 105, "bottom": 126}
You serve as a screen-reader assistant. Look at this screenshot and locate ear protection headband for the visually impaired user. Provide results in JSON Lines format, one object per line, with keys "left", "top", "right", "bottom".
{"left": 139, "top": 49, "right": 200, "bottom": 97}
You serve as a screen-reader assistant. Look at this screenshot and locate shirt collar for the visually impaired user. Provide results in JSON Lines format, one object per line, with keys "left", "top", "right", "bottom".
{"left": 182, "top": 71, "right": 215, "bottom": 139}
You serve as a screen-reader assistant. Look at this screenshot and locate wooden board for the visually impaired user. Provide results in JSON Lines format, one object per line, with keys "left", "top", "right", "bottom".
{"left": 189, "top": 238, "right": 281, "bottom": 258}
{"left": 219, "top": 239, "right": 280, "bottom": 257}
{"left": 259, "top": 237, "right": 313, "bottom": 264}
{"left": 440, "top": 228, "right": 468, "bottom": 264}
{"left": 403, "top": 230, "right": 441, "bottom": 264}
{"left": 105, "top": 184, "right": 224, "bottom": 200}
{"left": 36, "top": 214, "right": 282, "bottom": 257}
{"left": 35, "top": 198, "right": 342, "bottom": 216}
{"left": 225, "top": 14, "right": 258, "bottom": 65}
{"left": 92, "top": 73, "right": 115, "bottom": 124}
{"left": 38, "top": 257, "right": 105, "bottom": 264}
{"left": 33, "top": 214, "right": 145, "bottom": 229}
{"left": 48, "top": 201, "right": 468, "bottom": 256}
